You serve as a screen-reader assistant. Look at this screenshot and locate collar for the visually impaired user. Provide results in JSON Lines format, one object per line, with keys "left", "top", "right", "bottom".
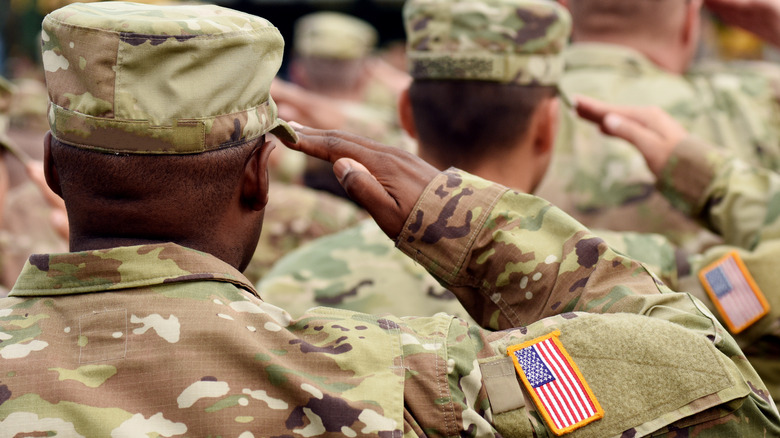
{"left": 9, "top": 242, "right": 259, "bottom": 298}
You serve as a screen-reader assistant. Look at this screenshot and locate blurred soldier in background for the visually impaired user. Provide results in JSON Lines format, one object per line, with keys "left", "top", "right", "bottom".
{"left": 258, "top": 0, "right": 569, "bottom": 319}
{"left": 273, "top": 11, "right": 407, "bottom": 201}
{"left": 576, "top": 94, "right": 780, "bottom": 403}
{"left": 534, "top": 0, "right": 780, "bottom": 254}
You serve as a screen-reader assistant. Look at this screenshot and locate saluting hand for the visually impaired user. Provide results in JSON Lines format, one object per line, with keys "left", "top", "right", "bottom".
{"left": 574, "top": 95, "right": 688, "bottom": 176}
{"left": 279, "top": 124, "right": 439, "bottom": 239}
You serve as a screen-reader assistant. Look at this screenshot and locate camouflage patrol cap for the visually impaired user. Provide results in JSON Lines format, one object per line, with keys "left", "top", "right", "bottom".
{"left": 294, "top": 12, "right": 378, "bottom": 60}
{"left": 41, "top": 1, "right": 297, "bottom": 155}
{"left": 404, "top": 0, "right": 572, "bottom": 85}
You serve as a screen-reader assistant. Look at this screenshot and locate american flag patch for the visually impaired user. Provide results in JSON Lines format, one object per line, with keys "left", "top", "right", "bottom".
{"left": 699, "top": 251, "right": 769, "bottom": 334}
{"left": 507, "top": 330, "right": 603, "bottom": 435}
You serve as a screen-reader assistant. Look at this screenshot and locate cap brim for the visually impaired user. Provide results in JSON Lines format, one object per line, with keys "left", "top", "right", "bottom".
{"left": 269, "top": 118, "right": 299, "bottom": 144}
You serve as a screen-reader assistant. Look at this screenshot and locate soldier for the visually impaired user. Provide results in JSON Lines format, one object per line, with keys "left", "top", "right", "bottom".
{"left": 259, "top": 0, "right": 567, "bottom": 319}
{"left": 533, "top": 0, "right": 780, "bottom": 254}
{"left": 575, "top": 94, "right": 780, "bottom": 402}
{"left": 1, "top": 2, "right": 778, "bottom": 436}
{"left": 258, "top": 0, "right": 677, "bottom": 321}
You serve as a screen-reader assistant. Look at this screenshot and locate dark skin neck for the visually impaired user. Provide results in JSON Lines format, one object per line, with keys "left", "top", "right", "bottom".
{"left": 44, "top": 134, "right": 273, "bottom": 272}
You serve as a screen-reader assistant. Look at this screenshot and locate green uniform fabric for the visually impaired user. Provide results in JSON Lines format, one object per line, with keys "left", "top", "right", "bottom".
{"left": 657, "top": 136, "right": 780, "bottom": 403}
{"left": 535, "top": 43, "right": 780, "bottom": 253}
{"left": 258, "top": 219, "right": 472, "bottom": 321}
{"left": 1, "top": 170, "right": 777, "bottom": 436}
{"left": 258, "top": 221, "right": 677, "bottom": 321}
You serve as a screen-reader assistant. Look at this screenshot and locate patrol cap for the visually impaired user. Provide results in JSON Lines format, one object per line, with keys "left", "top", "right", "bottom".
{"left": 41, "top": 1, "right": 297, "bottom": 155}
{"left": 403, "top": 0, "right": 572, "bottom": 86}
{"left": 294, "top": 12, "right": 378, "bottom": 60}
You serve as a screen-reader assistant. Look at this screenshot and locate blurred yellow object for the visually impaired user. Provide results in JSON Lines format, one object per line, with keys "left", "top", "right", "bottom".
{"left": 717, "top": 25, "right": 764, "bottom": 60}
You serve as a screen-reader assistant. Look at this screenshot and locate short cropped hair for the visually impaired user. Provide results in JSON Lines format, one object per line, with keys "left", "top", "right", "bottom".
{"left": 408, "top": 80, "right": 556, "bottom": 169}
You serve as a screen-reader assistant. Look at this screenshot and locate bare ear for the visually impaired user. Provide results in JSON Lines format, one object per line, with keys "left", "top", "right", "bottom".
{"left": 43, "top": 132, "right": 63, "bottom": 198}
{"left": 242, "top": 139, "right": 275, "bottom": 211}
{"left": 534, "top": 97, "right": 560, "bottom": 156}
{"left": 398, "top": 87, "right": 418, "bottom": 140}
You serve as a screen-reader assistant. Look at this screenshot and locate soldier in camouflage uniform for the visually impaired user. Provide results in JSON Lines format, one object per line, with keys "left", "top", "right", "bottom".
{"left": 258, "top": 0, "right": 680, "bottom": 321}
{"left": 259, "top": 0, "right": 568, "bottom": 319}
{"left": 575, "top": 94, "right": 780, "bottom": 403}
{"left": 534, "top": 0, "right": 780, "bottom": 254}
{"left": 1, "top": 2, "right": 779, "bottom": 436}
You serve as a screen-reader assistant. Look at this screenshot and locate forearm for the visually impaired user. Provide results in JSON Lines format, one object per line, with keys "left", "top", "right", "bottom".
{"left": 398, "top": 169, "right": 717, "bottom": 331}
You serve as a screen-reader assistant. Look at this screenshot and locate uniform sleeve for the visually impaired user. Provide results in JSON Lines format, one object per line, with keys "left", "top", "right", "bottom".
{"left": 396, "top": 168, "right": 713, "bottom": 331}
{"left": 657, "top": 136, "right": 780, "bottom": 249}
{"left": 394, "top": 168, "right": 779, "bottom": 436}
{"left": 656, "top": 137, "right": 780, "bottom": 398}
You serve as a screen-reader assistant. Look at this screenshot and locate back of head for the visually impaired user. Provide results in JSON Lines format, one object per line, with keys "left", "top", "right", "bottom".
{"left": 292, "top": 12, "right": 378, "bottom": 95}
{"left": 41, "top": 1, "right": 296, "bottom": 240}
{"left": 403, "top": 0, "right": 570, "bottom": 168}
{"left": 566, "top": 0, "right": 690, "bottom": 43}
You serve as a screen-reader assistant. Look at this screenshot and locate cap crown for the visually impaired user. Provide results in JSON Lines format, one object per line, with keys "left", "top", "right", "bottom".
{"left": 42, "top": 1, "right": 296, "bottom": 154}
{"left": 294, "top": 12, "right": 377, "bottom": 60}
{"left": 404, "top": 0, "right": 571, "bottom": 85}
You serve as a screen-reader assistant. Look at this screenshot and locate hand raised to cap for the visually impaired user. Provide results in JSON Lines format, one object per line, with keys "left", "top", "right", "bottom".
{"left": 280, "top": 125, "right": 439, "bottom": 239}
{"left": 574, "top": 95, "right": 688, "bottom": 176}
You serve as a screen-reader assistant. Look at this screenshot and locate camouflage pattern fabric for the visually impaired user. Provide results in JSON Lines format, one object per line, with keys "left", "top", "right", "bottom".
{"left": 258, "top": 219, "right": 681, "bottom": 322}
{"left": 656, "top": 136, "right": 780, "bottom": 403}
{"left": 535, "top": 43, "right": 780, "bottom": 253}
{"left": 1, "top": 169, "right": 778, "bottom": 436}
{"left": 41, "top": 1, "right": 296, "bottom": 154}
{"left": 257, "top": 219, "right": 474, "bottom": 322}
{"left": 243, "top": 182, "right": 366, "bottom": 284}
{"left": 404, "top": 0, "right": 571, "bottom": 85}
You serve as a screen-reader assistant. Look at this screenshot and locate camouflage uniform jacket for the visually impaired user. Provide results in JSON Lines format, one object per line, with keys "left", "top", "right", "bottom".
{"left": 658, "top": 136, "right": 780, "bottom": 403}
{"left": 0, "top": 170, "right": 778, "bottom": 437}
{"left": 535, "top": 43, "right": 780, "bottom": 253}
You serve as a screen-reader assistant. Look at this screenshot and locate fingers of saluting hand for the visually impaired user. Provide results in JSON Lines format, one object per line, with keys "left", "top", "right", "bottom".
{"left": 280, "top": 124, "right": 440, "bottom": 238}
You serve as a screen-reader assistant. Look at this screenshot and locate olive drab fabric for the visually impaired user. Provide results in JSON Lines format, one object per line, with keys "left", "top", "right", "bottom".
{"left": 244, "top": 183, "right": 366, "bottom": 284}
{"left": 656, "top": 136, "right": 780, "bottom": 403}
{"left": 2, "top": 169, "right": 779, "bottom": 436}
